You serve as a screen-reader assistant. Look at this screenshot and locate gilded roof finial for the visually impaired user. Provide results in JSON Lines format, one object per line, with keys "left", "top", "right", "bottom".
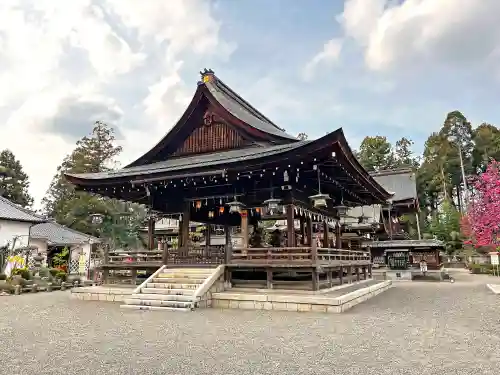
{"left": 199, "top": 68, "right": 215, "bottom": 84}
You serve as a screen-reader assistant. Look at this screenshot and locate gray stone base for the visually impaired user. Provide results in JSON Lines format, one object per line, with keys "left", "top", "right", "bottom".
{"left": 212, "top": 281, "right": 392, "bottom": 313}
{"left": 385, "top": 270, "right": 412, "bottom": 281}
{"left": 71, "top": 286, "right": 134, "bottom": 302}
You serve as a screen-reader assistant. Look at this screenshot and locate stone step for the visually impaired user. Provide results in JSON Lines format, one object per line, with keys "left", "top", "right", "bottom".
{"left": 152, "top": 277, "right": 206, "bottom": 284}
{"left": 147, "top": 282, "right": 200, "bottom": 289}
{"left": 130, "top": 293, "right": 195, "bottom": 302}
{"left": 158, "top": 273, "right": 213, "bottom": 279}
{"left": 120, "top": 304, "right": 192, "bottom": 312}
{"left": 141, "top": 288, "right": 195, "bottom": 295}
{"left": 163, "top": 268, "right": 216, "bottom": 273}
{"left": 123, "top": 298, "right": 193, "bottom": 309}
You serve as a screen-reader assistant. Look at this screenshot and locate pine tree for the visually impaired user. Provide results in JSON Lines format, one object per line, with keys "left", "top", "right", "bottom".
{"left": 0, "top": 150, "right": 33, "bottom": 207}
{"left": 42, "top": 121, "right": 123, "bottom": 236}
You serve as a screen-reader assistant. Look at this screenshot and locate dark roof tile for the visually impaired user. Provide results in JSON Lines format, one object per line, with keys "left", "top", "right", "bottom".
{"left": 0, "top": 196, "right": 45, "bottom": 223}
{"left": 31, "top": 222, "right": 99, "bottom": 245}
{"left": 206, "top": 78, "right": 297, "bottom": 140}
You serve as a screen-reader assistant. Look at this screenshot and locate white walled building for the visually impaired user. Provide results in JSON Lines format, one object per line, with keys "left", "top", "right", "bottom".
{"left": 0, "top": 196, "right": 99, "bottom": 277}
{"left": 0, "top": 196, "right": 45, "bottom": 249}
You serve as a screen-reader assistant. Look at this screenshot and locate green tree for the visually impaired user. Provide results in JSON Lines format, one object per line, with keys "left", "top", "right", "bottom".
{"left": 439, "top": 111, "right": 474, "bottom": 211}
{"left": 426, "top": 200, "right": 462, "bottom": 257}
{"left": 393, "top": 137, "right": 419, "bottom": 168}
{"left": 42, "top": 121, "right": 125, "bottom": 237}
{"left": 356, "top": 136, "right": 394, "bottom": 171}
{"left": 0, "top": 150, "right": 33, "bottom": 207}
{"left": 472, "top": 123, "right": 500, "bottom": 172}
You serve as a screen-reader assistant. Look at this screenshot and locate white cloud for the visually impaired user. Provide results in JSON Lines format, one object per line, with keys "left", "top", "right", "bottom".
{"left": 303, "top": 38, "right": 343, "bottom": 81}
{"left": 0, "top": 0, "right": 232, "bottom": 208}
{"left": 338, "top": 0, "right": 500, "bottom": 71}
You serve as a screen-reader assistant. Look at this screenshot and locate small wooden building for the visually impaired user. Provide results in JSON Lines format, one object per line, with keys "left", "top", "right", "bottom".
{"left": 65, "top": 69, "right": 393, "bottom": 290}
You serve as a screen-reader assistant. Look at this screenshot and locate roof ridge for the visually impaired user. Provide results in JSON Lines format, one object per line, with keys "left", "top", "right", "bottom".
{"left": 212, "top": 77, "right": 288, "bottom": 133}
{"left": 0, "top": 195, "right": 45, "bottom": 221}
{"left": 370, "top": 168, "right": 415, "bottom": 176}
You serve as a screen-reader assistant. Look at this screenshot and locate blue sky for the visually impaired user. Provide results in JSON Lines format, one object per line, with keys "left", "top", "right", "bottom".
{"left": 0, "top": 0, "right": 498, "bottom": 205}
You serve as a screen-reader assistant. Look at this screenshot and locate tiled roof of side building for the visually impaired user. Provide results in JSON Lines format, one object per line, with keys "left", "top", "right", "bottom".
{"left": 369, "top": 168, "right": 417, "bottom": 202}
{"left": 31, "top": 222, "right": 100, "bottom": 245}
{"left": 206, "top": 77, "right": 298, "bottom": 140}
{"left": 0, "top": 196, "right": 45, "bottom": 223}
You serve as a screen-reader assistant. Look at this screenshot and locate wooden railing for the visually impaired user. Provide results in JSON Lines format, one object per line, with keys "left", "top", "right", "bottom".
{"left": 230, "top": 246, "right": 370, "bottom": 266}
{"left": 104, "top": 250, "right": 164, "bottom": 266}
{"left": 164, "top": 246, "right": 225, "bottom": 265}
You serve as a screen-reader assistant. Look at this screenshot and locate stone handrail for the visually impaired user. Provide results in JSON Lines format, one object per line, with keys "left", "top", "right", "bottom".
{"left": 193, "top": 265, "right": 225, "bottom": 300}
{"left": 132, "top": 264, "right": 166, "bottom": 294}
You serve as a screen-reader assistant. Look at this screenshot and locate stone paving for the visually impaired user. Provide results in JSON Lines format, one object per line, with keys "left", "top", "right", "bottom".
{"left": 1, "top": 280, "right": 499, "bottom": 375}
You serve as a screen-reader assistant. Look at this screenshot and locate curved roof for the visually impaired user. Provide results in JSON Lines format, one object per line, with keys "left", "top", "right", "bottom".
{"left": 127, "top": 70, "right": 297, "bottom": 168}
{"left": 65, "top": 128, "right": 392, "bottom": 204}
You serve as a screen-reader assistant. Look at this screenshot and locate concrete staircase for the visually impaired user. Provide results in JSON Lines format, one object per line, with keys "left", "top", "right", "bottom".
{"left": 120, "top": 267, "right": 216, "bottom": 312}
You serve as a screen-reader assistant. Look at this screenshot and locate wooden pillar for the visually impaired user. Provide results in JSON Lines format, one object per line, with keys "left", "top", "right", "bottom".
{"left": 311, "top": 236, "right": 319, "bottom": 291}
{"left": 266, "top": 269, "right": 273, "bottom": 289}
{"left": 356, "top": 267, "right": 360, "bottom": 281}
{"left": 368, "top": 263, "right": 372, "bottom": 278}
{"left": 162, "top": 241, "right": 169, "bottom": 265}
{"left": 347, "top": 266, "right": 352, "bottom": 283}
{"left": 181, "top": 202, "right": 190, "bottom": 255}
{"left": 363, "top": 266, "right": 367, "bottom": 280}
{"left": 147, "top": 217, "right": 155, "bottom": 250}
{"left": 286, "top": 204, "right": 295, "bottom": 247}
{"left": 177, "top": 217, "right": 183, "bottom": 248}
{"left": 131, "top": 269, "right": 137, "bottom": 285}
{"left": 224, "top": 224, "right": 232, "bottom": 284}
{"left": 305, "top": 217, "right": 313, "bottom": 245}
{"left": 300, "top": 217, "right": 305, "bottom": 245}
{"left": 339, "top": 266, "right": 343, "bottom": 285}
{"left": 205, "top": 224, "right": 212, "bottom": 256}
{"left": 241, "top": 211, "right": 249, "bottom": 248}
{"left": 102, "top": 246, "right": 109, "bottom": 284}
{"left": 312, "top": 269, "right": 319, "bottom": 291}
{"left": 327, "top": 270, "right": 333, "bottom": 288}
{"left": 335, "top": 223, "right": 341, "bottom": 248}
{"left": 224, "top": 224, "right": 231, "bottom": 264}
{"left": 322, "top": 221, "right": 328, "bottom": 248}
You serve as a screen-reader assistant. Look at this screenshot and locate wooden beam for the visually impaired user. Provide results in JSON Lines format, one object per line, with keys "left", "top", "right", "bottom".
{"left": 322, "top": 221, "right": 328, "bottom": 248}
{"left": 147, "top": 217, "right": 156, "bottom": 250}
{"left": 181, "top": 201, "right": 190, "bottom": 254}
{"left": 286, "top": 203, "right": 295, "bottom": 247}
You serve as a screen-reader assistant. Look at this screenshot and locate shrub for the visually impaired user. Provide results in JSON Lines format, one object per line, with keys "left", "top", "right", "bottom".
{"left": 55, "top": 271, "right": 67, "bottom": 282}
{"left": 49, "top": 268, "right": 60, "bottom": 277}
{"left": 469, "top": 263, "right": 494, "bottom": 274}
{"left": 11, "top": 268, "right": 31, "bottom": 280}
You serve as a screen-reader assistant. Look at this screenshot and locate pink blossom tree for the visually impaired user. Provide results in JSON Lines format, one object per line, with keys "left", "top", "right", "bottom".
{"left": 465, "top": 160, "right": 500, "bottom": 251}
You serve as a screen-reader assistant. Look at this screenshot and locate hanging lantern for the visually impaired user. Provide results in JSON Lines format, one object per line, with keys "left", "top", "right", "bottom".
{"left": 219, "top": 206, "right": 225, "bottom": 214}
{"left": 90, "top": 213, "right": 104, "bottom": 225}
{"left": 208, "top": 211, "right": 214, "bottom": 218}
{"left": 309, "top": 193, "right": 331, "bottom": 208}
{"left": 309, "top": 166, "right": 331, "bottom": 208}
{"left": 334, "top": 204, "right": 348, "bottom": 217}
{"left": 227, "top": 198, "right": 245, "bottom": 214}
{"left": 195, "top": 201, "right": 202, "bottom": 209}
{"left": 255, "top": 207, "right": 261, "bottom": 214}
{"left": 263, "top": 198, "right": 281, "bottom": 212}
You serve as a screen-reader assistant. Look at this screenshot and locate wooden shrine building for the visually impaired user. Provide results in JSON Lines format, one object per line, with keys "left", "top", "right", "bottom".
{"left": 65, "top": 69, "right": 393, "bottom": 290}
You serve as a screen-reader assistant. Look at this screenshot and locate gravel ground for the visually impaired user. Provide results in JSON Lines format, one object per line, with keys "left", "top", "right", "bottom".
{"left": 1, "top": 281, "right": 499, "bottom": 375}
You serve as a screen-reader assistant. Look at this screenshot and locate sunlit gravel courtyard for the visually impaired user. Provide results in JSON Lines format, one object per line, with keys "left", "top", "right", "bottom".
{"left": 1, "top": 279, "right": 499, "bottom": 375}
